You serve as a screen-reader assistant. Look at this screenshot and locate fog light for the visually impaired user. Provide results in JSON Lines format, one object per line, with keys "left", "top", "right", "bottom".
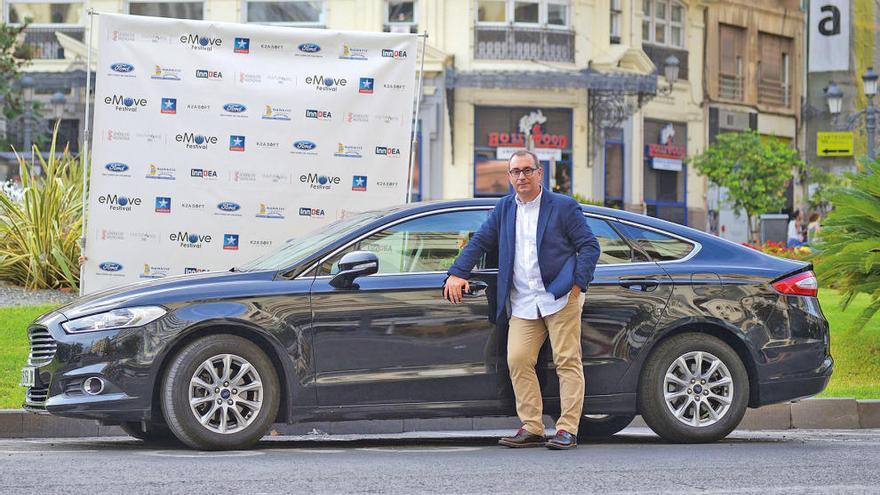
{"left": 82, "top": 377, "right": 105, "bottom": 395}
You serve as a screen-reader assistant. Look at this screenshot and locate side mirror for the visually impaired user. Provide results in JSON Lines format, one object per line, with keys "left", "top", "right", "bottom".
{"left": 329, "top": 251, "right": 379, "bottom": 289}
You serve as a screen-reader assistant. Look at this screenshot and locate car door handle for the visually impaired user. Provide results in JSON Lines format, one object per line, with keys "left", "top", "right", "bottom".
{"left": 618, "top": 277, "right": 660, "bottom": 292}
{"left": 465, "top": 281, "right": 489, "bottom": 297}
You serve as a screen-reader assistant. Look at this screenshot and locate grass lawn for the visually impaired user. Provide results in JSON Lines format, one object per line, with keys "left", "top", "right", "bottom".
{"left": 0, "top": 290, "right": 877, "bottom": 409}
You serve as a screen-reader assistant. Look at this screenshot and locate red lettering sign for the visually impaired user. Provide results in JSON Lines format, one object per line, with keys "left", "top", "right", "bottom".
{"left": 648, "top": 144, "right": 686, "bottom": 159}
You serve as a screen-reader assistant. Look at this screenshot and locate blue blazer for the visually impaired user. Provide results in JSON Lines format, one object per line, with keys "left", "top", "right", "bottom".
{"left": 448, "top": 190, "right": 601, "bottom": 323}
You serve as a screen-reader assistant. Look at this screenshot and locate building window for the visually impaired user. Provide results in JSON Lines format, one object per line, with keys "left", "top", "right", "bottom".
{"left": 475, "top": 0, "right": 573, "bottom": 62}
{"left": 476, "top": 0, "right": 569, "bottom": 27}
{"left": 758, "top": 32, "right": 793, "bottom": 107}
{"left": 6, "top": 1, "right": 83, "bottom": 25}
{"left": 244, "top": 0, "right": 324, "bottom": 25}
{"left": 604, "top": 128, "right": 624, "bottom": 209}
{"left": 718, "top": 24, "right": 745, "bottom": 101}
{"left": 385, "top": 1, "right": 416, "bottom": 33}
{"left": 610, "top": 0, "right": 622, "bottom": 44}
{"left": 641, "top": 0, "right": 684, "bottom": 48}
{"left": 129, "top": 1, "right": 204, "bottom": 20}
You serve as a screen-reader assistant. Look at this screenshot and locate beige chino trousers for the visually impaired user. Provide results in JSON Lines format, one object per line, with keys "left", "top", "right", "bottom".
{"left": 507, "top": 291, "right": 586, "bottom": 436}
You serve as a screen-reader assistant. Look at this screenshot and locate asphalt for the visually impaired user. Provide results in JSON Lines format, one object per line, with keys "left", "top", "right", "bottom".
{"left": 1, "top": 427, "right": 878, "bottom": 494}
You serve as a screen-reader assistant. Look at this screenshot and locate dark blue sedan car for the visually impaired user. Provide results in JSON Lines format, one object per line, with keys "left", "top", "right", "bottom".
{"left": 21, "top": 200, "right": 832, "bottom": 450}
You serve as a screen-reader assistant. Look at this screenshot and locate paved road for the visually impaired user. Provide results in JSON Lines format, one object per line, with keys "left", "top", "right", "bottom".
{"left": 1, "top": 428, "right": 878, "bottom": 494}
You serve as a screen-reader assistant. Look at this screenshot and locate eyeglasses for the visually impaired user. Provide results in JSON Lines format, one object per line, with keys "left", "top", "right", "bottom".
{"left": 508, "top": 167, "right": 537, "bottom": 178}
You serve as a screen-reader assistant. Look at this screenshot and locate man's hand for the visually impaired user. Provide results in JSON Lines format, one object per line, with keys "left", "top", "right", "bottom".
{"left": 443, "top": 275, "right": 470, "bottom": 304}
{"left": 571, "top": 285, "right": 581, "bottom": 299}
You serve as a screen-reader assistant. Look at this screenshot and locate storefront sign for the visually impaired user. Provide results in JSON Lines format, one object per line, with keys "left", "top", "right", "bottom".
{"left": 495, "top": 146, "right": 562, "bottom": 161}
{"left": 648, "top": 123, "right": 685, "bottom": 171}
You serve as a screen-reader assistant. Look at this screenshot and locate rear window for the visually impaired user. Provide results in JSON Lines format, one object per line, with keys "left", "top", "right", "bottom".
{"left": 615, "top": 223, "right": 695, "bottom": 261}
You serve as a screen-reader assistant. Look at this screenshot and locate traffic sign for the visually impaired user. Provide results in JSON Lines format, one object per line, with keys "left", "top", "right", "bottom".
{"left": 817, "top": 131, "right": 853, "bottom": 156}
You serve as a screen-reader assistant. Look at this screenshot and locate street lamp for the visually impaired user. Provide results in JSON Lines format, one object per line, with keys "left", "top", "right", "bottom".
{"left": 20, "top": 75, "right": 35, "bottom": 153}
{"left": 863, "top": 67, "right": 878, "bottom": 161}
{"left": 824, "top": 81, "right": 843, "bottom": 115}
{"left": 658, "top": 55, "right": 680, "bottom": 95}
{"left": 50, "top": 91, "right": 67, "bottom": 120}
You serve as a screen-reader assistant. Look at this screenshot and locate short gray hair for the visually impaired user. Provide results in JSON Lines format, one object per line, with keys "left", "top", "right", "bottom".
{"left": 507, "top": 149, "right": 540, "bottom": 169}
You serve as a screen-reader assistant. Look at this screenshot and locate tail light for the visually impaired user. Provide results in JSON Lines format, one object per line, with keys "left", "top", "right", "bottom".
{"left": 772, "top": 270, "right": 818, "bottom": 297}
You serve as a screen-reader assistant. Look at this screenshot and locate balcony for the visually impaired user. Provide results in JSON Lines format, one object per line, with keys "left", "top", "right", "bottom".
{"left": 475, "top": 25, "right": 574, "bottom": 63}
{"left": 758, "top": 80, "right": 791, "bottom": 108}
{"left": 718, "top": 74, "right": 743, "bottom": 101}
{"left": 22, "top": 26, "right": 85, "bottom": 60}
{"left": 642, "top": 44, "right": 688, "bottom": 81}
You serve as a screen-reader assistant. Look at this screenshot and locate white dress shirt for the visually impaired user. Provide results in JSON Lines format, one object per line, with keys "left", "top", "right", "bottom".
{"left": 509, "top": 188, "right": 571, "bottom": 320}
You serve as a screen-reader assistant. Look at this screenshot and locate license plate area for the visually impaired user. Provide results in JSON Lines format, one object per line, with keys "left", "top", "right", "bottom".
{"left": 20, "top": 366, "right": 36, "bottom": 387}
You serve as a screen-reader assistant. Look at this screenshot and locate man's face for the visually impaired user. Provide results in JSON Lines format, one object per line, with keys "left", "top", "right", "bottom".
{"left": 508, "top": 154, "right": 543, "bottom": 197}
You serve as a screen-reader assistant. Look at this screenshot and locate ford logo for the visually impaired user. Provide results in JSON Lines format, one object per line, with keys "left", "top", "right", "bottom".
{"left": 110, "top": 63, "right": 134, "bottom": 73}
{"left": 217, "top": 202, "right": 240, "bottom": 212}
{"left": 104, "top": 162, "right": 129, "bottom": 173}
{"left": 223, "top": 103, "right": 246, "bottom": 113}
{"left": 99, "top": 262, "right": 123, "bottom": 272}
{"left": 294, "top": 140, "right": 316, "bottom": 151}
{"left": 298, "top": 43, "right": 321, "bottom": 53}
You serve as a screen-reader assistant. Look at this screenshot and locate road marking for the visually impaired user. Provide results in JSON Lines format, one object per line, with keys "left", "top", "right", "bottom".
{"left": 139, "top": 450, "right": 264, "bottom": 458}
{"left": 0, "top": 449, "right": 99, "bottom": 454}
{"left": 260, "top": 448, "right": 346, "bottom": 454}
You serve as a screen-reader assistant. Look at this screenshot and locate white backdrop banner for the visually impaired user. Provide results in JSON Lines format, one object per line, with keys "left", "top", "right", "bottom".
{"left": 84, "top": 13, "right": 417, "bottom": 294}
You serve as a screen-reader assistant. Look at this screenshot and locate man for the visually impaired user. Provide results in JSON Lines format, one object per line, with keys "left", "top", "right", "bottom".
{"left": 443, "top": 150, "right": 600, "bottom": 450}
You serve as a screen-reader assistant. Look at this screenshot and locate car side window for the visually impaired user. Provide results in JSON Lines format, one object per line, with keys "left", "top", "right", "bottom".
{"left": 585, "top": 216, "right": 636, "bottom": 264}
{"left": 615, "top": 223, "right": 695, "bottom": 261}
{"left": 318, "top": 210, "right": 492, "bottom": 275}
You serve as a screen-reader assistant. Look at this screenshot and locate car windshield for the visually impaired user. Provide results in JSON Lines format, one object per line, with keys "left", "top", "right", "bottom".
{"left": 237, "top": 211, "right": 385, "bottom": 272}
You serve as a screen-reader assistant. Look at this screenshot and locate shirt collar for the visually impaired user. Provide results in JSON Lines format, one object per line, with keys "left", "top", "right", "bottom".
{"left": 515, "top": 186, "right": 543, "bottom": 208}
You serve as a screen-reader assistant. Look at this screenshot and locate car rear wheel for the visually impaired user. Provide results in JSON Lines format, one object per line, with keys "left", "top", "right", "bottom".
{"left": 638, "top": 333, "right": 748, "bottom": 443}
{"left": 577, "top": 414, "right": 635, "bottom": 440}
{"left": 160, "top": 335, "right": 280, "bottom": 450}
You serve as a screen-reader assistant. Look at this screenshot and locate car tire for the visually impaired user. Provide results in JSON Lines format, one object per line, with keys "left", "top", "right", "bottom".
{"left": 638, "top": 333, "right": 748, "bottom": 443}
{"left": 577, "top": 414, "right": 635, "bottom": 440}
{"left": 119, "top": 421, "right": 179, "bottom": 444}
{"left": 160, "top": 335, "right": 280, "bottom": 450}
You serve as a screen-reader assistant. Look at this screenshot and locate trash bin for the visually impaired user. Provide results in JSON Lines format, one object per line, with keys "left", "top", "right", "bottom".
{"left": 759, "top": 214, "right": 789, "bottom": 244}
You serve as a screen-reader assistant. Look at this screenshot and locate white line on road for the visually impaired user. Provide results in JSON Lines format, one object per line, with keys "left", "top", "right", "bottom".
{"left": 138, "top": 450, "right": 264, "bottom": 458}
{"left": 0, "top": 450, "right": 99, "bottom": 455}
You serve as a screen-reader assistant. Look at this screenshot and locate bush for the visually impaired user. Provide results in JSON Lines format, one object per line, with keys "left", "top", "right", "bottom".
{"left": 741, "top": 241, "right": 812, "bottom": 261}
{"left": 0, "top": 128, "right": 83, "bottom": 289}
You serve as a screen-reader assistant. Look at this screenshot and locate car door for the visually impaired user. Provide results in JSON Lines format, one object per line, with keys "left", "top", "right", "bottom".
{"left": 309, "top": 207, "right": 503, "bottom": 407}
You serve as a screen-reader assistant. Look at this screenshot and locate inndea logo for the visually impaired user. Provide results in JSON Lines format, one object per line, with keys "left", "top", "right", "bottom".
{"left": 103, "top": 162, "right": 130, "bottom": 176}
{"left": 176, "top": 132, "right": 218, "bottom": 150}
{"left": 196, "top": 69, "right": 223, "bottom": 80}
{"left": 145, "top": 164, "right": 176, "bottom": 180}
{"left": 185, "top": 267, "right": 209, "bottom": 274}
{"left": 234, "top": 37, "right": 250, "bottom": 54}
{"left": 140, "top": 263, "right": 170, "bottom": 279}
{"left": 381, "top": 49, "right": 408, "bottom": 59}
{"left": 352, "top": 175, "right": 368, "bottom": 192}
{"left": 229, "top": 135, "right": 246, "bottom": 152}
{"left": 109, "top": 63, "right": 135, "bottom": 78}
{"left": 300, "top": 173, "right": 341, "bottom": 191}
{"left": 99, "top": 262, "right": 123, "bottom": 272}
{"left": 170, "top": 231, "right": 213, "bottom": 248}
{"left": 256, "top": 203, "right": 286, "bottom": 219}
{"left": 359, "top": 77, "right": 374, "bottom": 94}
{"left": 161, "top": 98, "right": 177, "bottom": 114}
{"left": 191, "top": 168, "right": 219, "bottom": 179}
{"left": 299, "top": 207, "right": 326, "bottom": 218}
{"left": 375, "top": 146, "right": 402, "bottom": 157}
{"left": 152, "top": 65, "right": 182, "bottom": 80}
{"left": 222, "top": 103, "right": 247, "bottom": 113}
{"left": 180, "top": 33, "right": 223, "bottom": 51}
{"left": 305, "top": 109, "right": 332, "bottom": 121}
{"left": 104, "top": 94, "right": 148, "bottom": 112}
{"left": 305, "top": 75, "right": 347, "bottom": 92}
{"left": 262, "top": 105, "right": 291, "bottom": 120}
{"left": 98, "top": 193, "right": 143, "bottom": 212}
{"left": 223, "top": 233, "right": 239, "bottom": 250}
{"left": 297, "top": 43, "right": 322, "bottom": 57}
{"left": 334, "top": 142, "right": 363, "bottom": 159}
{"left": 292, "top": 140, "right": 318, "bottom": 156}
{"left": 155, "top": 196, "right": 171, "bottom": 213}
{"left": 339, "top": 43, "right": 368, "bottom": 60}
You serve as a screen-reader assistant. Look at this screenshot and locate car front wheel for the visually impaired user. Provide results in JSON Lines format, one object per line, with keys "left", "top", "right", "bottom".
{"left": 638, "top": 333, "right": 748, "bottom": 443}
{"left": 160, "top": 335, "right": 280, "bottom": 450}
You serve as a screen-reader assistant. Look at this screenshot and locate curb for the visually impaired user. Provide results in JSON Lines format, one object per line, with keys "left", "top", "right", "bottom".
{"left": 1, "top": 398, "right": 878, "bottom": 439}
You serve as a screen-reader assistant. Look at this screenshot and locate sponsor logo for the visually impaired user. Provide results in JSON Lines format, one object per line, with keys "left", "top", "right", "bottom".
{"left": 238, "top": 71, "right": 261, "bottom": 84}
{"left": 180, "top": 33, "right": 223, "bottom": 51}
{"left": 104, "top": 94, "right": 148, "bottom": 112}
{"left": 305, "top": 74, "right": 347, "bottom": 92}
{"left": 383, "top": 82, "right": 407, "bottom": 90}
{"left": 185, "top": 267, "right": 209, "bottom": 274}
{"left": 155, "top": 196, "right": 171, "bottom": 213}
{"left": 109, "top": 63, "right": 135, "bottom": 77}
{"left": 249, "top": 239, "right": 272, "bottom": 247}
{"left": 299, "top": 207, "right": 326, "bottom": 218}
{"left": 170, "top": 231, "right": 213, "bottom": 248}
{"left": 98, "top": 262, "right": 124, "bottom": 274}
{"left": 352, "top": 175, "right": 368, "bottom": 191}
{"left": 375, "top": 146, "right": 402, "bottom": 157}
{"left": 374, "top": 113, "right": 402, "bottom": 125}
{"left": 100, "top": 229, "right": 125, "bottom": 241}
{"left": 186, "top": 103, "right": 211, "bottom": 112}
{"left": 216, "top": 201, "right": 242, "bottom": 216}
{"left": 135, "top": 132, "right": 163, "bottom": 144}
{"left": 229, "top": 135, "right": 246, "bottom": 152}
{"left": 103, "top": 162, "right": 130, "bottom": 177}
{"left": 334, "top": 143, "right": 363, "bottom": 158}
{"left": 140, "top": 263, "right": 170, "bottom": 279}
{"left": 176, "top": 132, "right": 218, "bottom": 150}
{"left": 261, "top": 172, "right": 288, "bottom": 183}
{"left": 339, "top": 43, "right": 368, "bottom": 60}
{"left": 223, "top": 233, "right": 239, "bottom": 250}
{"left": 376, "top": 179, "right": 400, "bottom": 188}
{"left": 345, "top": 112, "right": 369, "bottom": 123}
{"left": 191, "top": 168, "right": 219, "bottom": 179}
{"left": 110, "top": 30, "right": 136, "bottom": 42}
{"left": 256, "top": 203, "right": 286, "bottom": 219}
{"left": 297, "top": 43, "right": 322, "bottom": 56}
{"left": 98, "top": 193, "right": 142, "bottom": 211}
{"left": 236, "top": 72, "right": 296, "bottom": 87}
{"left": 255, "top": 140, "right": 280, "bottom": 150}
{"left": 104, "top": 130, "right": 130, "bottom": 142}
{"left": 359, "top": 77, "right": 374, "bottom": 94}
{"left": 161, "top": 98, "right": 177, "bottom": 114}
{"left": 300, "top": 173, "right": 341, "bottom": 191}
{"left": 305, "top": 109, "right": 332, "bottom": 121}
{"left": 196, "top": 69, "right": 223, "bottom": 80}
{"left": 381, "top": 48, "right": 407, "bottom": 59}
{"left": 231, "top": 170, "right": 257, "bottom": 183}
{"left": 151, "top": 65, "right": 182, "bottom": 80}
{"left": 180, "top": 201, "right": 206, "bottom": 211}
{"left": 292, "top": 140, "right": 319, "bottom": 156}
{"left": 146, "top": 164, "right": 176, "bottom": 180}
{"left": 262, "top": 105, "right": 291, "bottom": 120}
{"left": 222, "top": 103, "right": 247, "bottom": 116}
{"left": 259, "top": 42, "right": 285, "bottom": 51}
{"left": 234, "top": 37, "right": 250, "bottom": 53}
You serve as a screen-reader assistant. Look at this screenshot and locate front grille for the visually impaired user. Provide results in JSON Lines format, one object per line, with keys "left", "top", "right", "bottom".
{"left": 28, "top": 326, "right": 57, "bottom": 366}
{"left": 26, "top": 386, "right": 49, "bottom": 410}
{"left": 64, "top": 380, "right": 83, "bottom": 396}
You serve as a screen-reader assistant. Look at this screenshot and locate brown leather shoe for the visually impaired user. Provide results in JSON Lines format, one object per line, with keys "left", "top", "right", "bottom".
{"left": 498, "top": 427, "right": 546, "bottom": 448}
{"left": 545, "top": 429, "right": 577, "bottom": 450}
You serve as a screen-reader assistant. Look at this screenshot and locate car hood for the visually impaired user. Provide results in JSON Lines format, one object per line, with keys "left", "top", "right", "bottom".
{"left": 56, "top": 269, "right": 279, "bottom": 320}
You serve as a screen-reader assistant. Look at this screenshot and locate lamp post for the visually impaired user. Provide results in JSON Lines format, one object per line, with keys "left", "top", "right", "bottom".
{"left": 824, "top": 68, "right": 879, "bottom": 162}
{"left": 50, "top": 91, "right": 67, "bottom": 121}
{"left": 658, "top": 55, "right": 680, "bottom": 95}
{"left": 20, "top": 75, "right": 35, "bottom": 154}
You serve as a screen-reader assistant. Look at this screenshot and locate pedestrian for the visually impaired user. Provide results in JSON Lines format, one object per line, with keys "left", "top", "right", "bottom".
{"left": 786, "top": 210, "right": 804, "bottom": 248}
{"left": 443, "top": 149, "right": 600, "bottom": 450}
{"left": 806, "top": 212, "right": 822, "bottom": 245}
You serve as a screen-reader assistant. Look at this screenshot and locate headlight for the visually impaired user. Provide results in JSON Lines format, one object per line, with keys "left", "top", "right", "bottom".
{"left": 61, "top": 306, "right": 167, "bottom": 334}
